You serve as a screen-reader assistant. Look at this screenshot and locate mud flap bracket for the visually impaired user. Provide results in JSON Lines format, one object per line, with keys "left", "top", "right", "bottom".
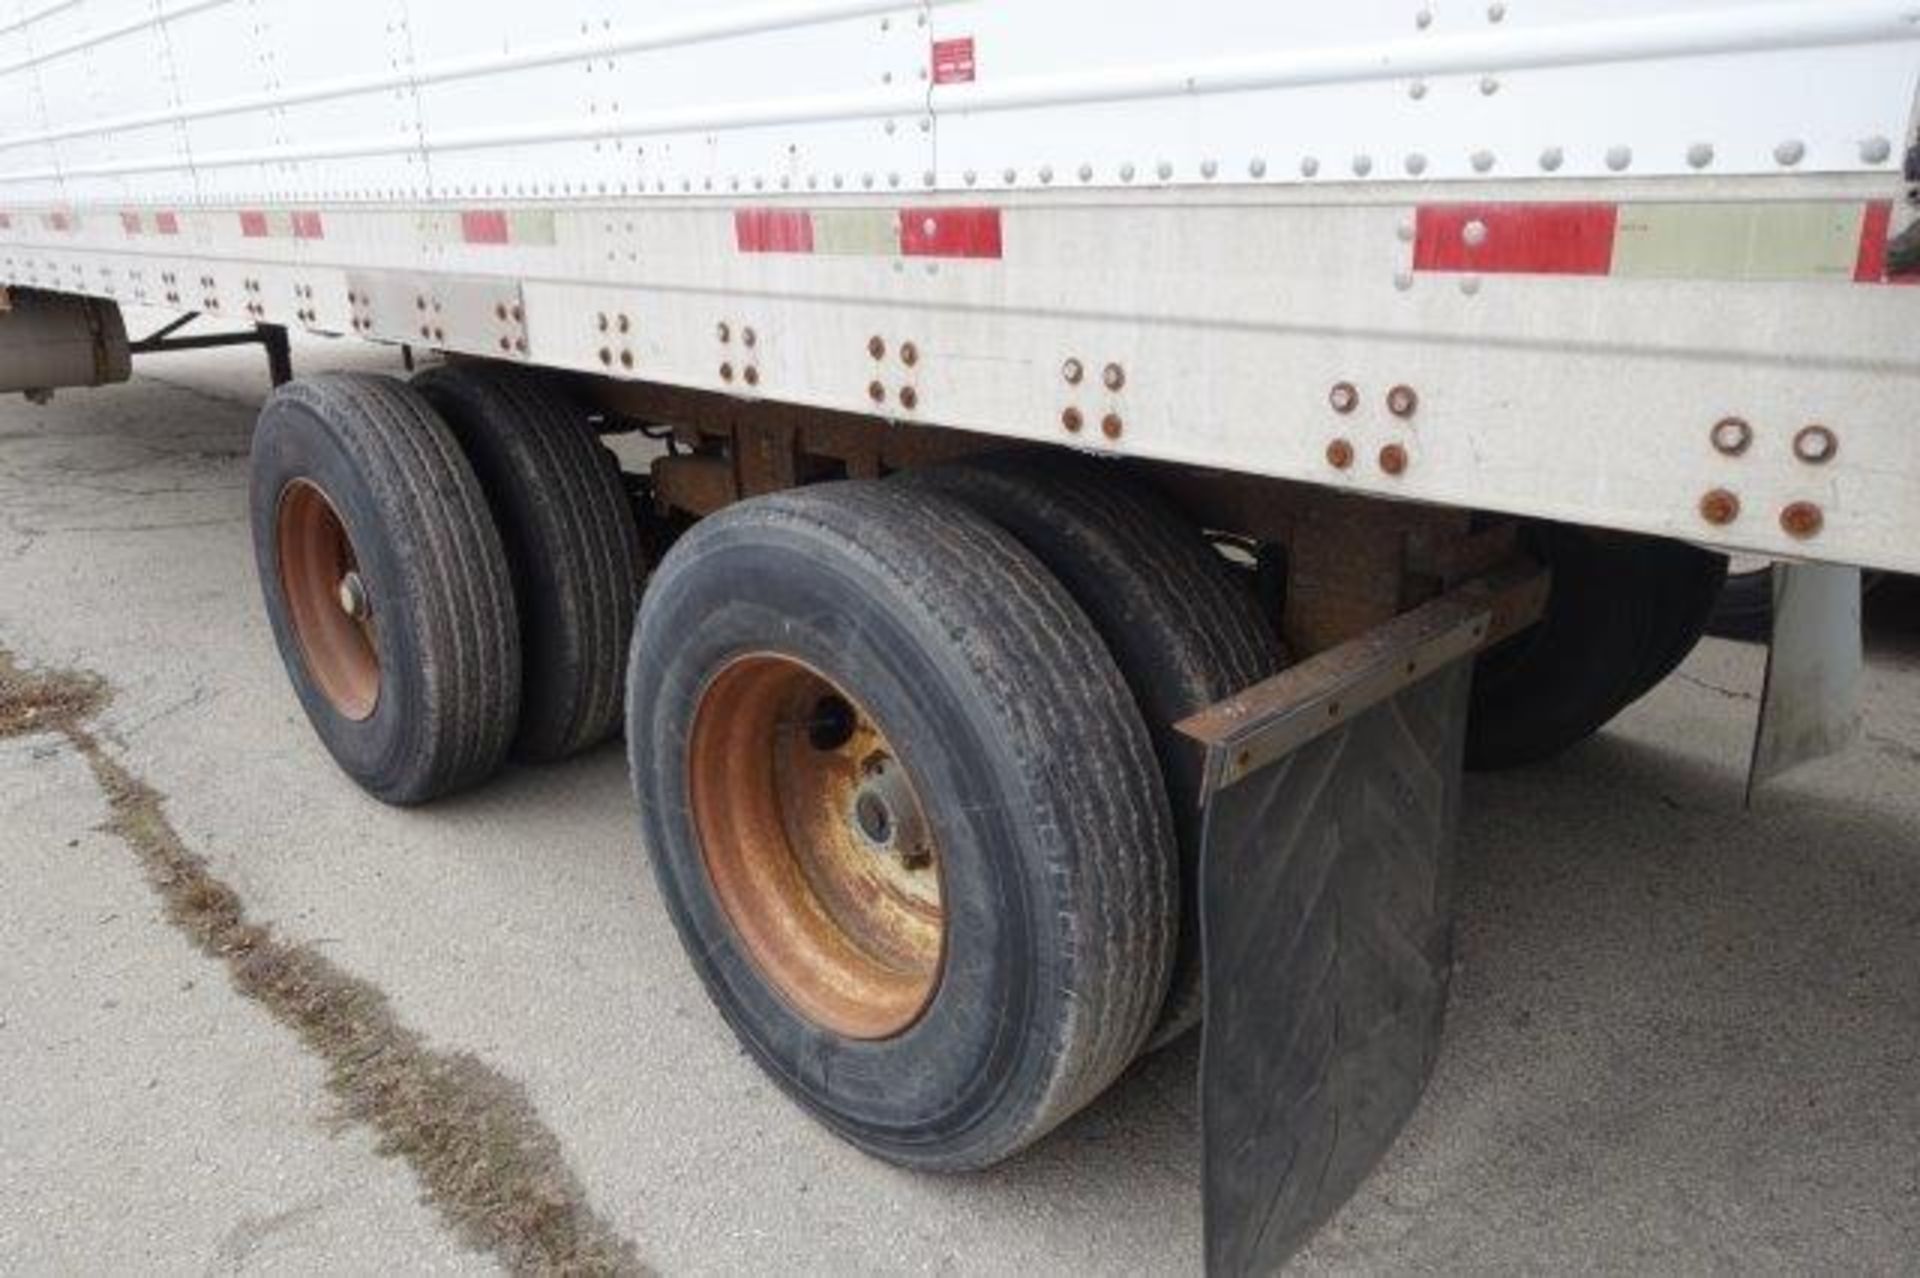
{"left": 1178, "top": 567, "right": 1546, "bottom": 1275}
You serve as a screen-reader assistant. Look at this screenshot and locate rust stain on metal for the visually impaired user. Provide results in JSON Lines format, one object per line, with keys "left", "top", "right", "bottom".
{"left": 1711, "top": 417, "right": 1753, "bottom": 456}
{"left": 1793, "top": 425, "right": 1838, "bottom": 465}
{"left": 688, "top": 655, "right": 945, "bottom": 1041}
{"left": 1699, "top": 488, "right": 1741, "bottom": 525}
{"left": 1780, "top": 500, "right": 1824, "bottom": 538}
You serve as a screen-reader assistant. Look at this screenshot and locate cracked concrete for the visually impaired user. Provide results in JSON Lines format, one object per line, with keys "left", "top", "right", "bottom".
{"left": 1, "top": 316, "right": 1917, "bottom": 1273}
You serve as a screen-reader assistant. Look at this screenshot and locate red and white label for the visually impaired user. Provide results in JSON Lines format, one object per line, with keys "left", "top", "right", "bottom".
{"left": 932, "top": 37, "right": 975, "bottom": 85}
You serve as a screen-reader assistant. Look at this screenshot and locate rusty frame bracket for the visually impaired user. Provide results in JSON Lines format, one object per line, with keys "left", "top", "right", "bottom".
{"left": 1179, "top": 563, "right": 1549, "bottom": 798}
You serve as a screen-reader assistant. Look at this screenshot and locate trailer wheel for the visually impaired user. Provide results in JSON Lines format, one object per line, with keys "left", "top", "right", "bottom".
{"left": 250, "top": 373, "right": 519, "bottom": 804}
{"left": 896, "top": 452, "right": 1285, "bottom": 1047}
{"left": 1466, "top": 526, "right": 1724, "bottom": 771}
{"left": 412, "top": 364, "right": 645, "bottom": 761}
{"left": 627, "top": 482, "right": 1177, "bottom": 1169}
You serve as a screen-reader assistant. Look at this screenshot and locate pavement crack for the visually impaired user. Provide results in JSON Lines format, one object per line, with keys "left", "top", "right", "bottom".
{"left": 0, "top": 645, "right": 646, "bottom": 1277}
{"left": 1675, "top": 672, "right": 1758, "bottom": 703}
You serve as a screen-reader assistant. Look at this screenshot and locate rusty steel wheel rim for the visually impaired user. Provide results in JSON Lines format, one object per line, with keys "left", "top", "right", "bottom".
{"left": 276, "top": 479, "right": 379, "bottom": 721}
{"left": 688, "top": 654, "right": 945, "bottom": 1040}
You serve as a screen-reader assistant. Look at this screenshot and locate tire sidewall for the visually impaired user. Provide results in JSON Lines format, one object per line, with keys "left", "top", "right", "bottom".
{"left": 250, "top": 392, "right": 431, "bottom": 795}
{"left": 630, "top": 527, "right": 1067, "bottom": 1167}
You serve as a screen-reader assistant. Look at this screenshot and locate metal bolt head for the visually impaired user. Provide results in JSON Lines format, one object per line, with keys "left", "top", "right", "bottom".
{"left": 1378, "top": 443, "right": 1409, "bottom": 476}
{"left": 1780, "top": 501, "right": 1824, "bottom": 538}
{"left": 868, "top": 335, "right": 886, "bottom": 360}
{"left": 719, "top": 362, "right": 734, "bottom": 382}
{"left": 1699, "top": 488, "right": 1741, "bottom": 526}
{"left": 1062, "top": 357, "right": 1085, "bottom": 385}
{"left": 1326, "top": 438, "right": 1355, "bottom": 469}
{"left": 1101, "top": 413, "right": 1124, "bottom": 441}
{"left": 900, "top": 341, "right": 919, "bottom": 367}
{"left": 1329, "top": 382, "right": 1359, "bottom": 414}
{"left": 336, "top": 571, "right": 370, "bottom": 621}
{"left": 598, "top": 346, "right": 613, "bottom": 366}
{"left": 717, "top": 322, "right": 731, "bottom": 344}
{"left": 1387, "top": 384, "right": 1419, "bottom": 418}
{"left": 1792, "top": 425, "right": 1838, "bottom": 465}
{"left": 1062, "top": 407, "right": 1084, "bottom": 433}
{"left": 1710, "top": 417, "right": 1753, "bottom": 456}
{"left": 868, "top": 380, "right": 886, "bottom": 404}
{"left": 899, "top": 385, "right": 918, "bottom": 410}
{"left": 743, "top": 365, "right": 758, "bottom": 386}
{"left": 742, "top": 326, "right": 757, "bottom": 348}
{"left": 1102, "top": 363, "right": 1126, "bottom": 392}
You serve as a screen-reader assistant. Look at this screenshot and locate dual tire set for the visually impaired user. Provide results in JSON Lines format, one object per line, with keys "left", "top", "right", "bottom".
{"left": 250, "top": 370, "right": 1726, "bottom": 1172}
{"left": 251, "top": 379, "right": 1285, "bottom": 1166}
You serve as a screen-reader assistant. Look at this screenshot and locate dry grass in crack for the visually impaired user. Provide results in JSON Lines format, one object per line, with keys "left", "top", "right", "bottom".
{"left": 0, "top": 647, "right": 644, "bottom": 1277}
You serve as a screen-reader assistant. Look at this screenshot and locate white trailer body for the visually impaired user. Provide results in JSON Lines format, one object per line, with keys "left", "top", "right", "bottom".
{"left": 1, "top": 0, "right": 1917, "bottom": 570}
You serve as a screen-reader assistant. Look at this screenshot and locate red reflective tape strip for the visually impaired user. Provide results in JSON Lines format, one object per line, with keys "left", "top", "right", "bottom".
{"left": 154, "top": 211, "right": 179, "bottom": 236}
{"left": 239, "top": 210, "right": 270, "bottom": 238}
{"left": 1414, "top": 203, "right": 1617, "bottom": 276}
{"left": 0, "top": 212, "right": 10, "bottom": 229}
{"left": 120, "top": 211, "right": 142, "bottom": 235}
{"left": 735, "top": 209, "right": 816, "bottom": 254}
{"left": 932, "top": 37, "right": 975, "bottom": 85}
{"left": 899, "top": 208, "right": 1002, "bottom": 259}
{"left": 461, "top": 210, "right": 510, "bottom": 244}
{"left": 291, "top": 210, "right": 324, "bottom": 240}
{"left": 1855, "top": 200, "right": 1892, "bottom": 283}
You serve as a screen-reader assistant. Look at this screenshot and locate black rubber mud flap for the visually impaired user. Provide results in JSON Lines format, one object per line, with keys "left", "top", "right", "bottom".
{"left": 1179, "top": 571, "right": 1545, "bottom": 1275}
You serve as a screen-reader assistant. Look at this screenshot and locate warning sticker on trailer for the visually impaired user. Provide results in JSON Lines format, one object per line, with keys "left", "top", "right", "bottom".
{"left": 933, "top": 38, "right": 975, "bottom": 85}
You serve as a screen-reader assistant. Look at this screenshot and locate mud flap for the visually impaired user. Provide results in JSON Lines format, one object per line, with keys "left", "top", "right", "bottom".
{"left": 1178, "top": 571, "right": 1546, "bottom": 1275}
{"left": 1747, "top": 562, "right": 1863, "bottom": 799}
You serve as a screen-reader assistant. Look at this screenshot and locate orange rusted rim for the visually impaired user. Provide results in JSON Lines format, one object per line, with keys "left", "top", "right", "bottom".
{"left": 688, "top": 655, "right": 945, "bottom": 1040}
{"left": 276, "top": 479, "right": 379, "bottom": 721}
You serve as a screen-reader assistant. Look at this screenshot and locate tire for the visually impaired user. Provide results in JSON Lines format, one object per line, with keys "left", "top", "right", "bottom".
{"left": 1705, "top": 567, "right": 1774, "bottom": 642}
{"left": 895, "top": 451, "right": 1285, "bottom": 1047}
{"left": 250, "top": 373, "right": 519, "bottom": 804}
{"left": 1620, "top": 539, "right": 1729, "bottom": 702}
{"left": 412, "top": 363, "right": 645, "bottom": 761}
{"left": 1466, "top": 526, "right": 1724, "bottom": 771}
{"left": 627, "top": 481, "right": 1178, "bottom": 1170}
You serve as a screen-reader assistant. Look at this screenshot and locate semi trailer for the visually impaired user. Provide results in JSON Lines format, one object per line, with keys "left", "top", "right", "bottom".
{"left": 2, "top": 0, "right": 1917, "bottom": 1270}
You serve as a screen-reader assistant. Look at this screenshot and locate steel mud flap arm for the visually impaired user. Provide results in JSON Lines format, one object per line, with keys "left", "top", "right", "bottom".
{"left": 1177, "top": 568, "right": 1548, "bottom": 1275}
